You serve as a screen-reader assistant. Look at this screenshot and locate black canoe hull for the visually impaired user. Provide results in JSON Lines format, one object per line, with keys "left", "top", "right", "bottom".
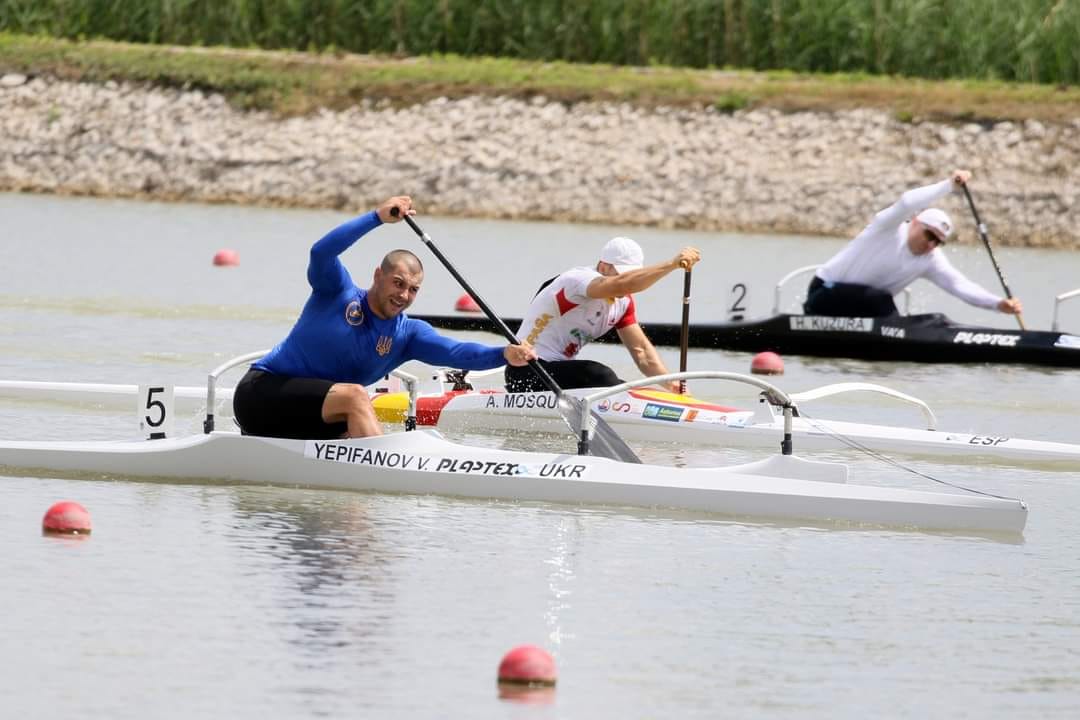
{"left": 412, "top": 313, "right": 1080, "bottom": 367}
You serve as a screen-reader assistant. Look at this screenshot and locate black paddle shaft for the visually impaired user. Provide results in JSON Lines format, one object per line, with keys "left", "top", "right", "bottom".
{"left": 678, "top": 268, "right": 692, "bottom": 394}
{"left": 961, "top": 184, "right": 1016, "bottom": 300}
{"left": 396, "top": 212, "right": 564, "bottom": 396}
{"left": 679, "top": 268, "right": 692, "bottom": 372}
{"left": 961, "top": 184, "right": 1025, "bottom": 330}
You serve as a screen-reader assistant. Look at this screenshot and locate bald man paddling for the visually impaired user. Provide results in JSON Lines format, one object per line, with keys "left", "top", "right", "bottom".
{"left": 234, "top": 196, "right": 535, "bottom": 439}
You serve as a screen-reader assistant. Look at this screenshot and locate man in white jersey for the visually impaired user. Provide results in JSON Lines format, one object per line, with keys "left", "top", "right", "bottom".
{"left": 803, "top": 170, "right": 1024, "bottom": 318}
{"left": 506, "top": 236, "right": 701, "bottom": 394}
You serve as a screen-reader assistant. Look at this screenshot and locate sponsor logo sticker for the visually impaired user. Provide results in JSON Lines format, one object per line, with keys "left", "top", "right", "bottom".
{"left": 642, "top": 403, "right": 684, "bottom": 422}
{"left": 953, "top": 331, "right": 1020, "bottom": 347}
{"left": 790, "top": 316, "right": 874, "bottom": 333}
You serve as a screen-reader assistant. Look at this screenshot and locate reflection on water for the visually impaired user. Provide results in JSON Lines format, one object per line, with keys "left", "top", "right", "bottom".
{"left": 228, "top": 490, "right": 395, "bottom": 666}
{"left": 544, "top": 516, "right": 582, "bottom": 652}
{"left": 497, "top": 683, "right": 557, "bottom": 705}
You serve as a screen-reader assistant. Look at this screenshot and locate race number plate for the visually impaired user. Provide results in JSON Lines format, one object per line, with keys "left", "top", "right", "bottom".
{"left": 138, "top": 385, "right": 175, "bottom": 440}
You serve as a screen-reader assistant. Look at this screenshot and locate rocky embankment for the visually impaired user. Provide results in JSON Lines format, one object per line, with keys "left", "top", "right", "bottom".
{"left": 2, "top": 74, "right": 1078, "bottom": 247}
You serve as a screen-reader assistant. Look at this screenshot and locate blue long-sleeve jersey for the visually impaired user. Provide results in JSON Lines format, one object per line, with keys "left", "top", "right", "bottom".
{"left": 254, "top": 211, "right": 505, "bottom": 385}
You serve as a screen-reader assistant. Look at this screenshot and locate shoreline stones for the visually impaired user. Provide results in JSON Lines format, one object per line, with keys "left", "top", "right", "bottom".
{"left": 1, "top": 76, "right": 1077, "bottom": 248}
{"left": 1, "top": 73, "right": 27, "bottom": 88}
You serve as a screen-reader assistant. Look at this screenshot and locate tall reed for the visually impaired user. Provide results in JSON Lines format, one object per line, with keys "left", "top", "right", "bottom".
{"left": 1, "top": 0, "right": 1077, "bottom": 84}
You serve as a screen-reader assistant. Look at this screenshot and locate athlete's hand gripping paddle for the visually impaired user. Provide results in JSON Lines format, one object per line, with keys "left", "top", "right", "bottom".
{"left": 391, "top": 207, "right": 641, "bottom": 463}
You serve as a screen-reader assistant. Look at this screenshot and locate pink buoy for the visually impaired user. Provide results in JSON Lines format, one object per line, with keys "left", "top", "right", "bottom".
{"left": 497, "top": 645, "right": 557, "bottom": 686}
{"left": 750, "top": 351, "right": 784, "bottom": 375}
{"left": 212, "top": 249, "right": 240, "bottom": 266}
{"left": 42, "top": 501, "right": 92, "bottom": 536}
{"left": 454, "top": 293, "right": 481, "bottom": 313}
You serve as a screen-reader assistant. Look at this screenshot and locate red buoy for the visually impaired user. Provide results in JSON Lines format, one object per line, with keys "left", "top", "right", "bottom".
{"left": 42, "top": 501, "right": 92, "bottom": 536}
{"left": 454, "top": 293, "right": 481, "bottom": 313}
{"left": 497, "top": 645, "right": 557, "bottom": 686}
{"left": 212, "top": 249, "right": 240, "bottom": 267}
{"left": 750, "top": 351, "right": 784, "bottom": 375}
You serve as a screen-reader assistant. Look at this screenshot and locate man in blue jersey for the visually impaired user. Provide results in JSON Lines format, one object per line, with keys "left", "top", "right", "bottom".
{"left": 233, "top": 195, "right": 536, "bottom": 439}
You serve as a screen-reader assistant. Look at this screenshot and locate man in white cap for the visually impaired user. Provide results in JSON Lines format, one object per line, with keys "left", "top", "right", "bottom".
{"left": 506, "top": 237, "right": 701, "bottom": 393}
{"left": 804, "top": 170, "right": 1024, "bottom": 318}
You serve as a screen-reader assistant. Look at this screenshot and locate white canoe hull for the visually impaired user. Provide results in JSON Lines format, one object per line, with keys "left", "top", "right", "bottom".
{"left": 0, "top": 430, "right": 1026, "bottom": 534}
{"left": 415, "top": 391, "right": 1080, "bottom": 469}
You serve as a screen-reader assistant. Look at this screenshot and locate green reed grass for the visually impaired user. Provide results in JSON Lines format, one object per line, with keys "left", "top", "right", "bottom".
{"left": 1, "top": 0, "right": 1077, "bottom": 84}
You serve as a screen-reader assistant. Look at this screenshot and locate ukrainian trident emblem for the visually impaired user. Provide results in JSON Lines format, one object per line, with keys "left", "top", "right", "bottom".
{"left": 375, "top": 336, "right": 393, "bottom": 356}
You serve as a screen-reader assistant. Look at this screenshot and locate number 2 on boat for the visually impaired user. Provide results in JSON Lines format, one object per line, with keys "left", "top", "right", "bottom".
{"left": 729, "top": 283, "right": 748, "bottom": 321}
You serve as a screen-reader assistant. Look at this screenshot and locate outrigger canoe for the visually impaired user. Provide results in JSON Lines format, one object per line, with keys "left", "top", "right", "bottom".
{"left": 3, "top": 371, "right": 1077, "bottom": 469}
{"left": 0, "top": 354, "right": 1027, "bottom": 535}
{"left": 413, "top": 311, "right": 1080, "bottom": 367}
{"left": 412, "top": 273, "right": 1080, "bottom": 368}
{"left": 366, "top": 375, "right": 1080, "bottom": 470}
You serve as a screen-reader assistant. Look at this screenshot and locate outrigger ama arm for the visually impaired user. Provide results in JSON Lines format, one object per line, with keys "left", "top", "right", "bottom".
{"left": 1052, "top": 287, "right": 1080, "bottom": 332}
{"left": 388, "top": 369, "right": 420, "bottom": 431}
{"left": 787, "top": 382, "right": 937, "bottom": 430}
{"left": 204, "top": 350, "right": 269, "bottom": 433}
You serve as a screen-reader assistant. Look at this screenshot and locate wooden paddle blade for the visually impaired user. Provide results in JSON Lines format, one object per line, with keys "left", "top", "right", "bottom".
{"left": 558, "top": 396, "right": 641, "bottom": 464}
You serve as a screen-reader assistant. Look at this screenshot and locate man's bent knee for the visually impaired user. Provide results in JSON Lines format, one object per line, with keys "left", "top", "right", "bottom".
{"left": 322, "top": 383, "right": 373, "bottom": 422}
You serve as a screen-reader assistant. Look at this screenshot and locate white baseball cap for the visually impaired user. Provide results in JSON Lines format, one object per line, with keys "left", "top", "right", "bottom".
{"left": 916, "top": 208, "right": 954, "bottom": 243}
{"left": 600, "top": 236, "right": 644, "bottom": 273}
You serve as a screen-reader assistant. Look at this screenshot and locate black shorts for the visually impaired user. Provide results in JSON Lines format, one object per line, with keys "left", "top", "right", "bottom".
{"left": 504, "top": 359, "right": 623, "bottom": 393}
{"left": 232, "top": 368, "right": 348, "bottom": 439}
{"left": 803, "top": 276, "right": 899, "bottom": 317}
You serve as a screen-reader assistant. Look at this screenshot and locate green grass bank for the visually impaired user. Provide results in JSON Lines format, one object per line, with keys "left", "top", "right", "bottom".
{"left": 2, "top": 0, "right": 1078, "bottom": 84}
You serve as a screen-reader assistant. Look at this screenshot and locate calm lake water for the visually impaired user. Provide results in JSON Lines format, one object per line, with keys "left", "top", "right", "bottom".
{"left": 1, "top": 192, "right": 1079, "bottom": 719}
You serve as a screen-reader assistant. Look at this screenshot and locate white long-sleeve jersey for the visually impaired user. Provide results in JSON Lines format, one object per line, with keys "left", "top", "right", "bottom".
{"left": 816, "top": 179, "right": 1002, "bottom": 310}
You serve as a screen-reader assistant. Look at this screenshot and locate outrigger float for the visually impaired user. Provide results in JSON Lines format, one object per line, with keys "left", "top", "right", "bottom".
{"left": 0, "top": 352, "right": 1027, "bottom": 535}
